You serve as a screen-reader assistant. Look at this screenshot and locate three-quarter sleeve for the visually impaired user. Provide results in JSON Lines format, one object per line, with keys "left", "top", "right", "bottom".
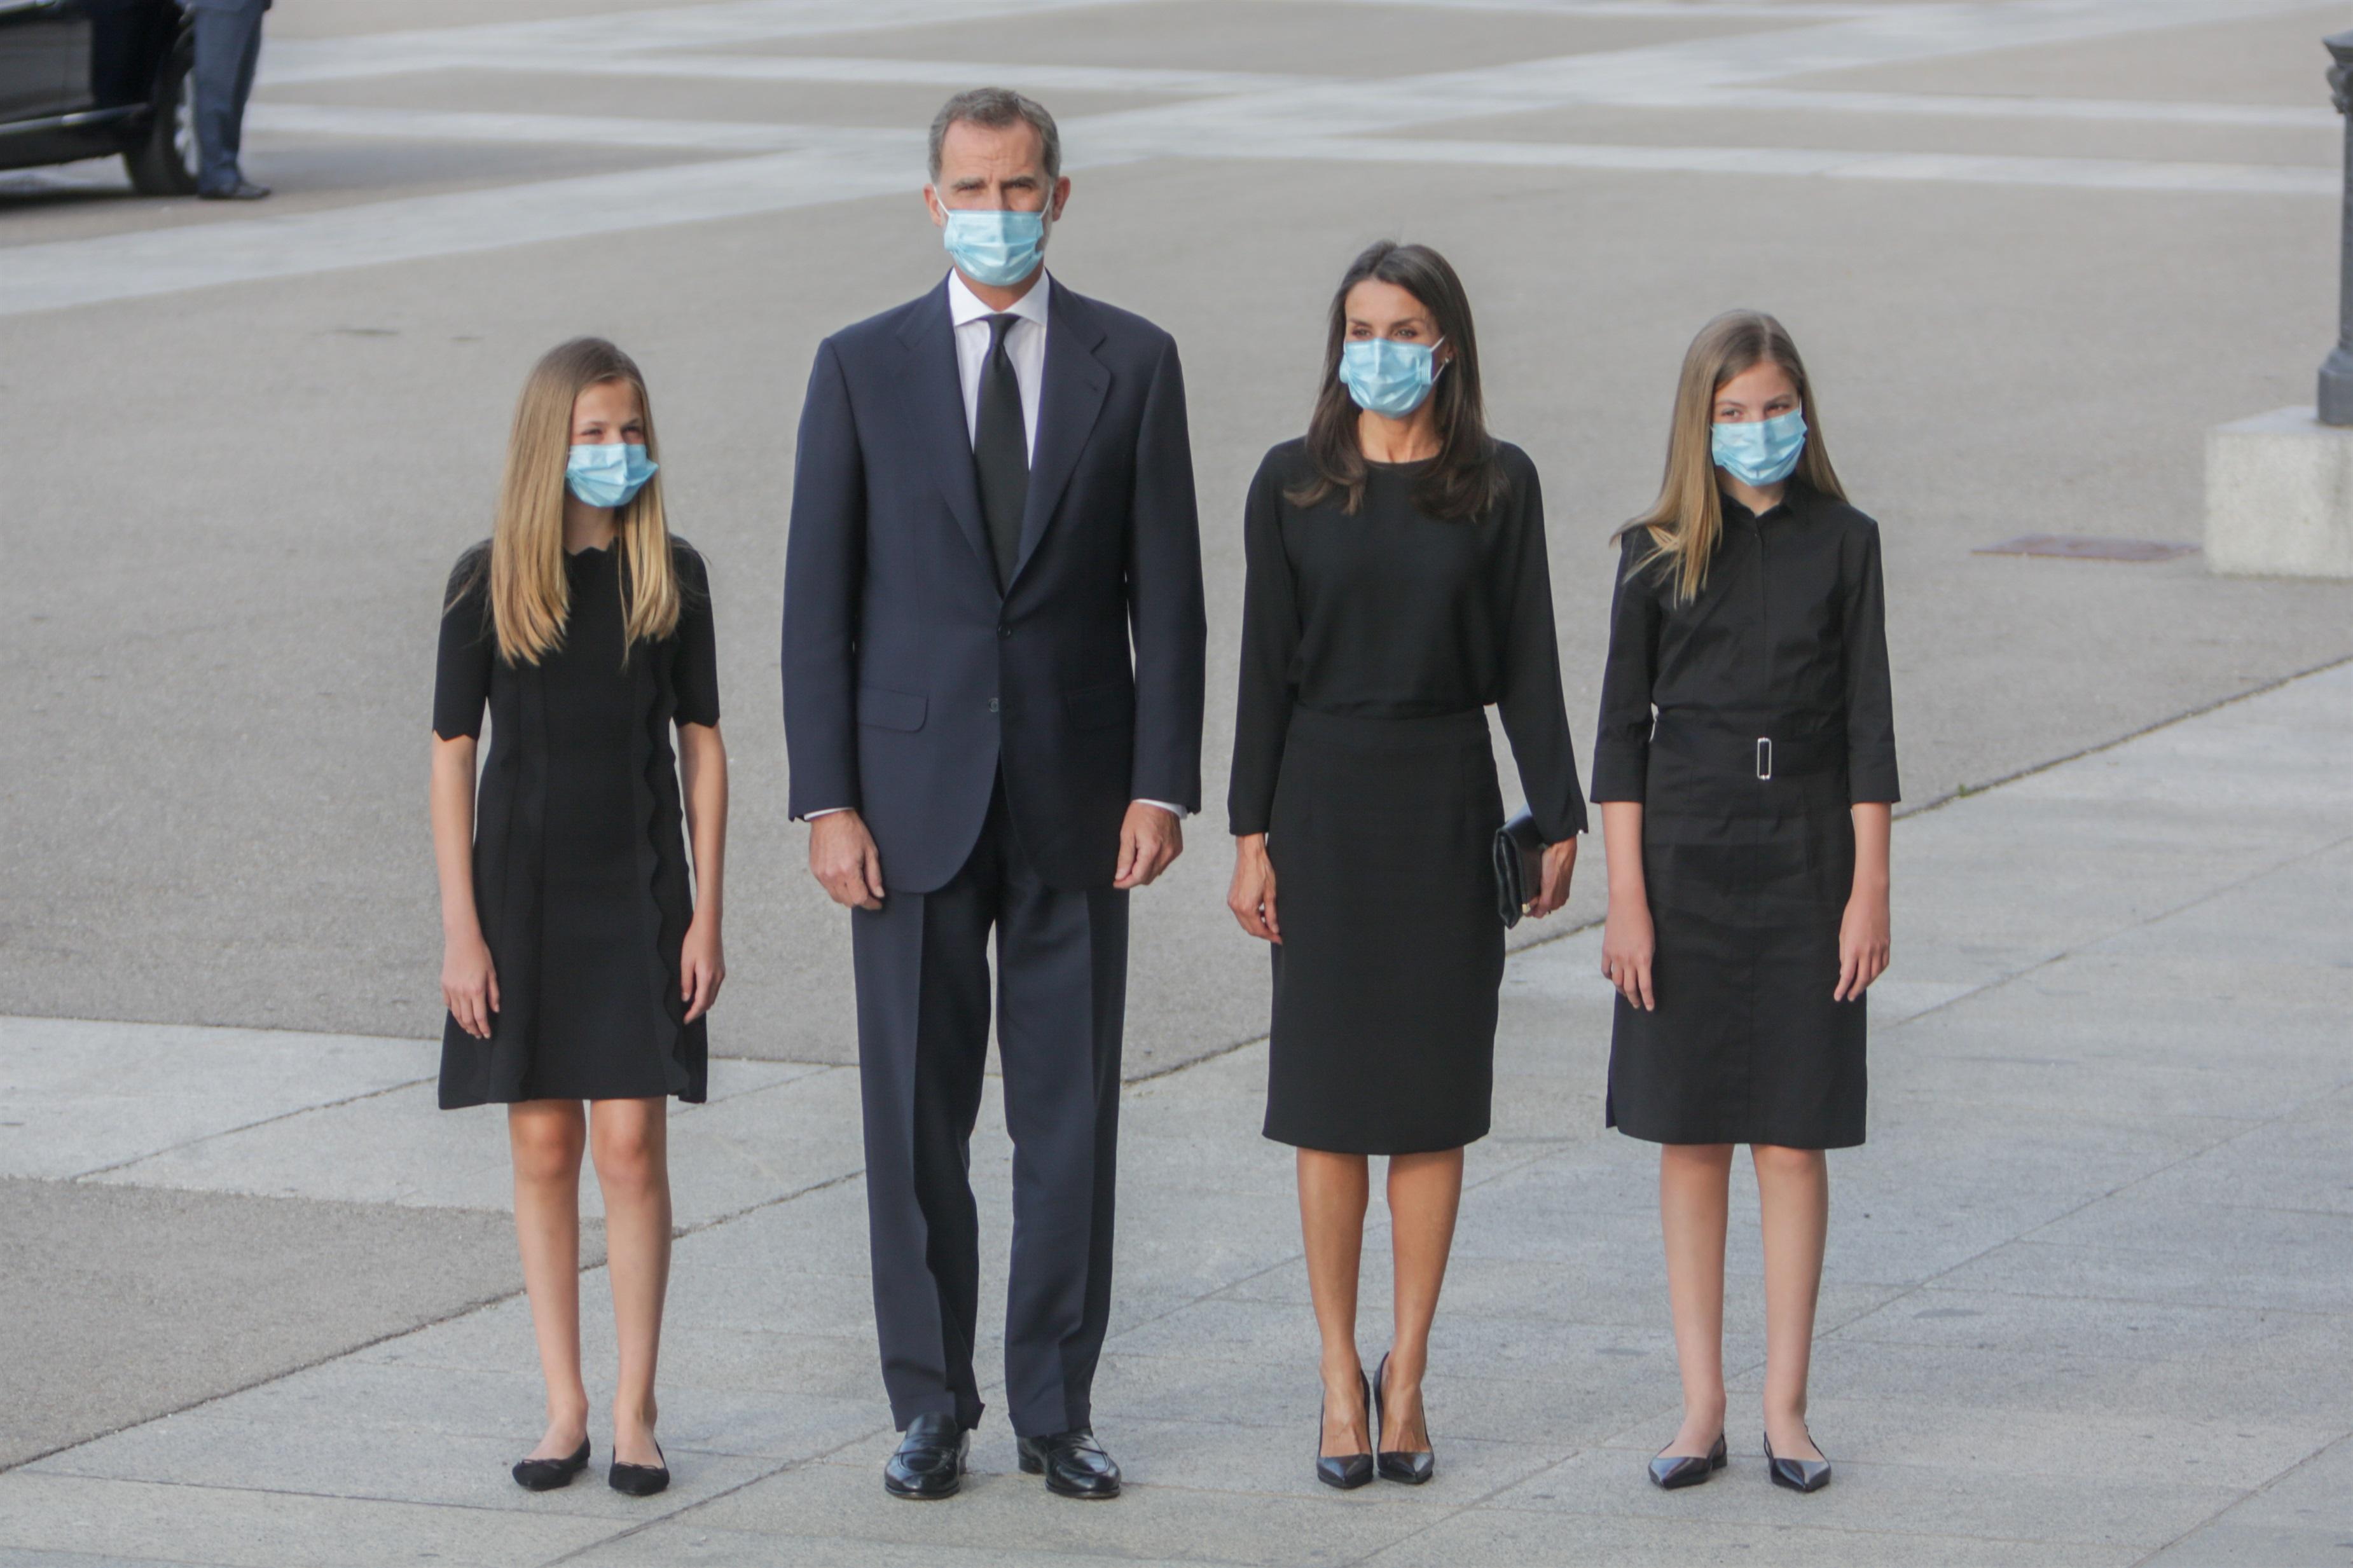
{"left": 1493, "top": 457, "right": 1587, "bottom": 842}
{"left": 432, "top": 547, "right": 493, "bottom": 741}
{"left": 1225, "top": 453, "right": 1300, "bottom": 837}
{"left": 1841, "top": 520, "right": 1900, "bottom": 804}
{"left": 1590, "top": 531, "right": 1661, "bottom": 802}
{"left": 672, "top": 543, "right": 722, "bottom": 729}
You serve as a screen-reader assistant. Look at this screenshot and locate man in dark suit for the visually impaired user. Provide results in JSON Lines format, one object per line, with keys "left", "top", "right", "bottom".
{"left": 186, "top": 0, "right": 270, "bottom": 200}
{"left": 781, "top": 88, "right": 1205, "bottom": 1503}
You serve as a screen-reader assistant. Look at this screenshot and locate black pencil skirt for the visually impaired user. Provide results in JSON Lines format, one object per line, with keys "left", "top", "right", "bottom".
{"left": 1262, "top": 707, "right": 1505, "bottom": 1155}
{"left": 1606, "top": 806, "right": 1867, "bottom": 1150}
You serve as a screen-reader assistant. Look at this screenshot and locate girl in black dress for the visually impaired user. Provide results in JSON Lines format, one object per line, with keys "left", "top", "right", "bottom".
{"left": 430, "top": 338, "right": 728, "bottom": 1498}
{"left": 1594, "top": 312, "right": 1896, "bottom": 1495}
{"left": 1228, "top": 243, "right": 1585, "bottom": 1490}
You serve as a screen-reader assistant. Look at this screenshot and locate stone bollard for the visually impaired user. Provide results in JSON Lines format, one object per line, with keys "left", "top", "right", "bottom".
{"left": 2200, "top": 30, "right": 2353, "bottom": 579}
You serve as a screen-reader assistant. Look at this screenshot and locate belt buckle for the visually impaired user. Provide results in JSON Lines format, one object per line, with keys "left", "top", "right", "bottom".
{"left": 1756, "top": 737, "right": 1773, "bottom": 780}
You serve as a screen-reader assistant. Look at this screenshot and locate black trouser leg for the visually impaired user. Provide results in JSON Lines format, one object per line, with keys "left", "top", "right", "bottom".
{"left": 994, "top": 805, "right": 1129, "bottom": 1438}
{"left": 850, "top": 817, "right": 1000, "bottom": 1433}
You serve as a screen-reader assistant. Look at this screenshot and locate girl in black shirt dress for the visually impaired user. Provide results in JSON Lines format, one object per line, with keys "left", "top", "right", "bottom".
{"left": 1228, "top": 244, "right": 1584, "bottom": 1489}
{"left": 430, "top": 338, "right": 728, "bottom": 1498}
{"left": 1594, "top": 312, "right": 1895, "bottom": 1495}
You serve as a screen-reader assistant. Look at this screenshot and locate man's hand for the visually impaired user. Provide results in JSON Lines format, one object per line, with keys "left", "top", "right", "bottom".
{"left": 810, "top": 810, "right": 885, "bottom": 911}
{"left": 1114, "top": 802, "right": 1182, "bottom": 889}
{"left": 1525, "top": 837, "right": 1579, "bottom": 919}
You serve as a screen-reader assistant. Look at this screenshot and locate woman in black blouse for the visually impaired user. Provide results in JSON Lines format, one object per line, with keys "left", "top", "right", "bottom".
{"left": 1594, "top": 312, "right": 1896, "bottom": 1495}
{"left": 431, "top": 338, "right": 728, "bottom": 1499}
{"left": 1229, "top": 242, "right": 1584, "bottom": 1490}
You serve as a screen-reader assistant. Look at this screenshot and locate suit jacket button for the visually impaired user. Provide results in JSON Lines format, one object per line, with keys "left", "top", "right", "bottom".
{"left": 998, "top": 625, "right": 1012, "bottom": 638}
{"left": 988, "top": 698, "right": 1000, "bottom": 712}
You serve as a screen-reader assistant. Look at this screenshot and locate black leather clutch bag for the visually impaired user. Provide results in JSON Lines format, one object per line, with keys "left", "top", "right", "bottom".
{"left": 1493, "top": 809, "right": 1545, "bottom": 929}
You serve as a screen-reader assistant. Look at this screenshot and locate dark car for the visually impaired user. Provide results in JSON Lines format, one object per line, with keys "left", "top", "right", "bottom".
{"left": 1, "top": 0, "right": 197, "bottom": 195}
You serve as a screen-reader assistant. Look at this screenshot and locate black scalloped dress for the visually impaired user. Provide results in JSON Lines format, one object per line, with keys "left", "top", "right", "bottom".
{"left": 432, "top": 539, "right": 719, "bottom": 1108}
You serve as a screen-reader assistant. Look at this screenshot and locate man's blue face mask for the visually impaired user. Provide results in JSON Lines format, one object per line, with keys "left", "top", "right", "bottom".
{"left": 941, "top": 207, "right": 1047, "bottom": 288}
{"left": 1338, "top": 336, "right": 1444, "bottom": 420}
{"left": 566, "top": 442, "right": 658, "bottom": 508}
{"left": 1711, "top": 409, "right": 1807, "bottom": 488}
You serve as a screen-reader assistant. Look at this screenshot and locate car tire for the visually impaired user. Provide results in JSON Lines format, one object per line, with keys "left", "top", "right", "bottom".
{"left": 123, "top": 39, "right": 200, "bottom": 196}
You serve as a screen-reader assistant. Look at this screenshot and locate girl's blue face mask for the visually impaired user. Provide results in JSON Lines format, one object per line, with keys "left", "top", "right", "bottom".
{"left": 566, "top": 441, "right": 658, "bottom": 508}
{"left": 942, "top": 208, "right": 1047, "bottom": 288}
{"left": 1711, "top": 409, "right": 1807, "bottom": 488}
{"left": 1339, "top": 336, "right": 1444, "bottom": 420}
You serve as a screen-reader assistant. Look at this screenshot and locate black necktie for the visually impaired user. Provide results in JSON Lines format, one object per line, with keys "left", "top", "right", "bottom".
{"left": 973, "top": 312, "right": 1029, "bottom": 589}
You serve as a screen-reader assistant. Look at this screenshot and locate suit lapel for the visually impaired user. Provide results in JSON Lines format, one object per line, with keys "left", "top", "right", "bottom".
{"left": 890, "top": 281, "right": 995, "bottom": 586}
{"left": 1011, "top": 282, "right": 1110, "bottom": 587}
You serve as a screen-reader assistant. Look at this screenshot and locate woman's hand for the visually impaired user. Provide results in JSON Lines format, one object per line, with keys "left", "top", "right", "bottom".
{"left": 1835, "top": 886, "right": 1890, "bottom": 1001}
{"left": 442, "top": 926, "right": 500, "bottom": 1039}
{"left": 682, "top": 914, "right": 726, "bottom": 1022}
{"left": 1525, "top": 837, "right": 1578, "bottom": 918}
{"left": 1601, "top": 897, "right": 1655, "bottom": 1011}
{"left": 1227, "top": 834, "right": 1281, "bottom": 943}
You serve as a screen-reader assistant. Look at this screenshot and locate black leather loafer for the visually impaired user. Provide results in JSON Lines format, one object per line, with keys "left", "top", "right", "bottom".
{"left": 1372, "top": 1353, "right": 1435, "bottom": 1485}
{"left": 511, "top": 1438, "right": 590, "bottom": 1492}
{"left": 884, "top": 1413, "right": 969, "bottom": 1500}
{"left": 1018, "top": 1428, "right": 1122, "bottom": 1499}
{"left": 1648, "top": 1433, "right": 1727, "bottom": 1490}
{"left": 1763, "top": 1431, "right": 1832, "bottom": 1493}
{"left": 1315, "top": 1372, "right": 1375, "bottom": 1491}
{"left": 608, "top": 1440, "right": 669, "bottom": 1497}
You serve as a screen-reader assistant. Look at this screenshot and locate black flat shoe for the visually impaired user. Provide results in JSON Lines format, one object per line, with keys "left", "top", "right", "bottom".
{"left": 884, "top": 1413, "right": 969, "bottom": 1501}
{"left": 1017, "top": 1428, "right": 1122, "bottom": 1499}
{"left": 1315, "top": 1370, "right": 1374, "bottom": 1491}
{"left": 1647, "top": 1433, "right": 1727, "bottom": 1490}
{"left": 511, "top": 1438, "right": 590, "bottom": 1491}
{"left": 1763, "top": 1431, "right": 1832, "bottom": 1493}
{"left": 608, "top": 1439, "right": 668, "bottom": 1497}
{"left": 1372, "top": 1352, "right": 1435, "bottom": 1485}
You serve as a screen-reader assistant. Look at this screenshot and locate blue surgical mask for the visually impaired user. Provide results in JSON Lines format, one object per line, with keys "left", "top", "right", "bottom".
{"left": 566, "top": 442, "right": 658, "bottom": 508}
{"left": 1338, "top": 336, "right": 1444, "bottom": 419}
{"left": 1711, "top": 409, "right": 1807, "bottom": 487}
{"left": 941, "top": 208, "right": 1047, "bottom": 287}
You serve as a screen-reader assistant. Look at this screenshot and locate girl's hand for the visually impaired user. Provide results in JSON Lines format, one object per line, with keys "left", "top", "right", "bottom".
{"left": 1601, "top": 897, "right": 1655, "bottom": 1011}
{"left": 1835, "top": 886, "right": 1890, "bottom": 1001}
{"left": 443, "top": 928, "right": 499, "bottom": 1039}
{"left": 1526, "top": 837, "right": 1578, "bottom": 918}
{"left": 1227, "top": 834, "right": 1280, "bottom": 943}
{"left": 682, "top": 915, "right": 726, "bottom": 1022}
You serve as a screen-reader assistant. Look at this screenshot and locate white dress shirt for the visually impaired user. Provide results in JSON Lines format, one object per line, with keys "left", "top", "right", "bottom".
{"left": 807, "top": 269, "right": 1185, "bottom": 823}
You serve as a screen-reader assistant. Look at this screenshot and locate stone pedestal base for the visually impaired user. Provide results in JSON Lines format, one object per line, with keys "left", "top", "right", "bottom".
{"left": 2205, "top": 407, "right": 2353, "bottom": 579}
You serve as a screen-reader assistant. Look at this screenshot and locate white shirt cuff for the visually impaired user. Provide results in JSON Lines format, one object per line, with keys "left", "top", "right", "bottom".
{"left": 1135, "top": 799, "right": 1189, "bottom": 818}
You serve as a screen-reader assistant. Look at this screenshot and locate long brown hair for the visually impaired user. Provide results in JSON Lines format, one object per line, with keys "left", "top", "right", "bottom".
{"left": 1618, "top": 310, "right": 1846, "bottom": 604}
{"left": 1289, "top": 240, "right": 1505, "bottom": 523}
{"left": 468, "top": 337, "right": 680, "bottom": 665}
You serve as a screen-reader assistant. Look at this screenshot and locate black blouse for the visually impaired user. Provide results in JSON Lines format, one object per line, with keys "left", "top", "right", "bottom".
{"left": 1591, "top": 483, "right": 1897, "bottom": 811}
{"left": 1228, "top": 439, "right": 1587, "bottom": 843}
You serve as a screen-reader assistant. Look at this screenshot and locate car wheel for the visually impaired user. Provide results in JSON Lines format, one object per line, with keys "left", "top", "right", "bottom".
{"left": 124, "top": 40, "right": 200, "bottom": 197}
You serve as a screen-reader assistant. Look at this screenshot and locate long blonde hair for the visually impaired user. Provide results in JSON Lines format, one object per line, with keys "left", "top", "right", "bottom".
{"left": 479, "top": 338, "right": 680, "bottom": 665}
{"left": 1619, "top": 310, "right": 1846, "bottom": 605}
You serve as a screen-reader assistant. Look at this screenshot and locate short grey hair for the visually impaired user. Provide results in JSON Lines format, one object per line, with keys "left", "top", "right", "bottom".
{"left": 927, "top": 88, "right": 1061, "bottom": 183}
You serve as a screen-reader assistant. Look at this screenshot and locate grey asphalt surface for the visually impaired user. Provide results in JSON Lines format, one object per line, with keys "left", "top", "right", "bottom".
{"left": 1, "top": 1, "right": 2350, "bottom": 1562}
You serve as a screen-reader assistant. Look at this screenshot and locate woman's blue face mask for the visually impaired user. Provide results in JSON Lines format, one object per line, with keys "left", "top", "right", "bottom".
{"left": 1711, "top": 408, "right": 1806, "bottom": 487}
{"left": 566, "top": 441, "right": 658, "bottom": 508}
{"left": 1339, "top": 336, "right": 1444, "bottom": 420}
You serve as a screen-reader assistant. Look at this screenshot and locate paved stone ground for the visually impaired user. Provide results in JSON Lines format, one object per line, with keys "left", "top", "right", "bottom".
{"left": 3, "top": 659, "right": 2346, "bottom": 1565}
{"left": 4, "top": 1, "right": 2352, "bottom": 1562}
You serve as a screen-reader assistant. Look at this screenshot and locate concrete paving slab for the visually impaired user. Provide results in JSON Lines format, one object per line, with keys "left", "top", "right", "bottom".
{"left": 1356, "top": 1504, "right": 2144, "bottom": 1568}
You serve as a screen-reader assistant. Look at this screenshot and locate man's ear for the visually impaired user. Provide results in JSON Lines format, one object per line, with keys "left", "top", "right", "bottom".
{"left": 1048, "top": 175, "right": 1072, "bottom": 223}
{"left": 923, "top": 185, "right": 946, "bottom": 227}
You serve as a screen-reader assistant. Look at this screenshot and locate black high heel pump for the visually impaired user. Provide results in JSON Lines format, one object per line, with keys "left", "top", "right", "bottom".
{"left": 1315, "top": 1371, "right": 1374, "bottom": 1490}
{"left": 1372, "top": 1352, "right": 1435, "bottom": 1485}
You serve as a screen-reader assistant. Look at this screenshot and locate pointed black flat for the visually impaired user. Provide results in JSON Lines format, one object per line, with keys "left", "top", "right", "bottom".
{"left": 511, "top": 1438, "right": 590, "bottom": 1492}
{"left": 1315, "top": 1371, "right": 1375, "bottom": 1491}
{"left": 1372, "top": 1352, "right": 1435, "bottom": 1485}
{"left": 609, "top": 1439, "right": 670, "bottom": 1497}
{"left": 1763, "top": 1431, "right": 1831, "bottom": 1493}
{"left": 1647, "top": 1432, "right": 1727, "bottom": 1490}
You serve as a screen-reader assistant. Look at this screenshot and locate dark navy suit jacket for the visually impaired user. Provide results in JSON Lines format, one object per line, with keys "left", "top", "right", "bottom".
{"left": 782, "top": 276, "right": 1206, "bottom": 894}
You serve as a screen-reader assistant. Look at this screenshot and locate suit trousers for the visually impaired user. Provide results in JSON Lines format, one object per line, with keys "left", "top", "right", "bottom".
{"left": 191, "top": 0, "right": 266, "bottom": 193}
{"left": 850, "top": 776, "right": 1128, "bottom": 1438}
